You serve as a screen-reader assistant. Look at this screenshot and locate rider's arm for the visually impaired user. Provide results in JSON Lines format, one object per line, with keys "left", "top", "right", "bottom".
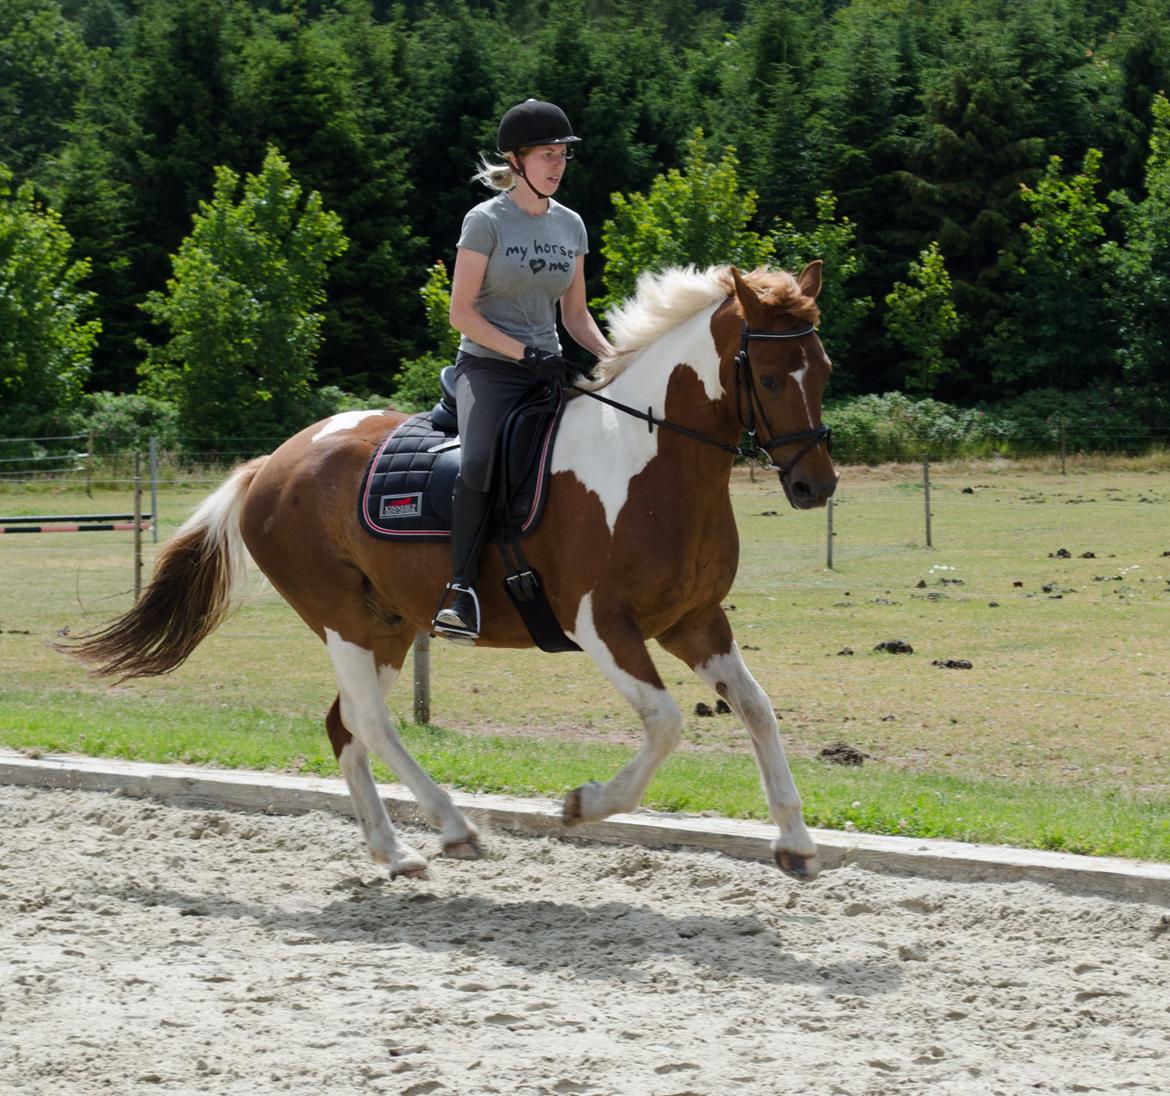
{"left": 560, "top": 255, "right": 615, "bottom": 361}
{"left": 449, "top": 247, "right": 527, "bottom": 361}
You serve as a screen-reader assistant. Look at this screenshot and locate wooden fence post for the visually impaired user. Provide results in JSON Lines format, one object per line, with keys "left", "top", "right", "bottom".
{"left": 923, "top": 456, "right": 933, "bottom": 548}
{"left": 133, "top": 453, "right": 144, "bottom": 601}
{"left": 413, "top": 631, "right": 431, "bottom": 725}
{"left": 826, "top": 496, "right": 834, "bottom": 569}
{"left": 149, "top": 437, "right": 159, "bottom": 543}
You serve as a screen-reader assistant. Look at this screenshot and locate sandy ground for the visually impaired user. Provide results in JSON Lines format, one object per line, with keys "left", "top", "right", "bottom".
{"left": 1, "top": 785, "right": 1168, "bottom": 1096}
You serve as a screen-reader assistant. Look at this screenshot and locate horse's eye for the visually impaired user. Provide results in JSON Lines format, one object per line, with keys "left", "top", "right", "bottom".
{"left": 760, "top": 374, "right": 780, "bottom": 392}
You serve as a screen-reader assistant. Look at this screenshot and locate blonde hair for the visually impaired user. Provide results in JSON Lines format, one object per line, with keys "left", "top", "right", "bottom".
{"left": 472, "top": 154, "right": 517, "bottom": 192}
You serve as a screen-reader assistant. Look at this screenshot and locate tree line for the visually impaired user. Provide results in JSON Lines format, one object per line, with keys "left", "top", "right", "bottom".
{"left": 3, "top": 0, "right": 1170, "bottom": 452}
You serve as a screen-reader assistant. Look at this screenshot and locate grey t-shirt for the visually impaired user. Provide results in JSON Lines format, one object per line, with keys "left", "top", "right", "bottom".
{"left": 456, "top": 193, "right": 589, "bottom": 361}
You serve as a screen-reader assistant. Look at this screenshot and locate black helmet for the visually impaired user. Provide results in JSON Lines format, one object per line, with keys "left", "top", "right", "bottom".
{"left": 497, "top": 99, "right": 581, "bottom": 153}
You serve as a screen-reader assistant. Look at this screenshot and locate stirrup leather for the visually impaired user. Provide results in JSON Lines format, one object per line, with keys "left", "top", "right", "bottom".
{"left": 432, "top": 582, "right": 481, "bottom": 640}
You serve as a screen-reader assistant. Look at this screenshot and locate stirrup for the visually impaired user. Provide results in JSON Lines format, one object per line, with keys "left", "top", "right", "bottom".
{"left": 432, "top": 583, "right": 480, "bottom": 642}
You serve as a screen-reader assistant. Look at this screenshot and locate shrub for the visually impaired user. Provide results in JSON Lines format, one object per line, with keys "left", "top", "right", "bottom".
{"left": 79, "top": 391, "right": 180, "bottom": 454}
{"left": 826, "top": 393, "right": 1006, "bottom": 463}
{"left": 984, "top": 386, "right": 1170, "bottom": 455}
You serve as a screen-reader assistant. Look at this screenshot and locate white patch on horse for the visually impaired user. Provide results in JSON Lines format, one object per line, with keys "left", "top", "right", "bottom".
{"left": 323, "top": 629, "right": 477, "bottom": 854}
{"left": 312, "top": 410, "right": 385, "bottom": 443}
{"left": 565, "top": 594, "right": 682, "bottom": 818}
{"left": 791, "top": 346, "right": 813, "bottom": 422}
{"left": 694, "top": 644, "right": 817, "bottom": 864}
{"left": 553, "top": 305, "right": 723, "bottom": 532}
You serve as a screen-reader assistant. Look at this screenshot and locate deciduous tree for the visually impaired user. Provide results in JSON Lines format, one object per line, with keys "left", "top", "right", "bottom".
{"left": 0, "top": 168, "right": 99, "bottom": 436}
{"left": 139, "top": 149, "right": 347, "bottom": 450}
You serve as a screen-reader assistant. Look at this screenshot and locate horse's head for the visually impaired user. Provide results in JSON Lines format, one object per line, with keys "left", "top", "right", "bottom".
{"left": 717, "top": 263, "right": 838, "bottom": 509}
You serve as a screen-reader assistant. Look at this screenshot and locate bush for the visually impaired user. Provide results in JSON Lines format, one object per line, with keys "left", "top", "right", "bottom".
{"left": 391, "top": 353, "right": 446, "bottom": 414}
{"left": 78, "top": 391, "right": 180, "bottom": 454}
{"left": 984, "top": 386, "right": 1170, "bottom": 454}
{"left": 823, "top": 386, "right": 1170, "bottom": 463}
{"left": 301, "top": 385, "right": 394, "bottom": 423}
{"left": 826, "top": 393, "right": 1006, "bottom": 463}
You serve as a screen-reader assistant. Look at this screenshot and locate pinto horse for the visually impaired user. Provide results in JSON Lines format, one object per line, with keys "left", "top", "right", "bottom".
{"left": 65, "top": 263, "right": 837, "bottom": 881}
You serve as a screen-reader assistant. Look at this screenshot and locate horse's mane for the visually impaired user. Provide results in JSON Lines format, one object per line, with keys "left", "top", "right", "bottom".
{"left": 583, "top": 265, "right": 820, "bottom": 389}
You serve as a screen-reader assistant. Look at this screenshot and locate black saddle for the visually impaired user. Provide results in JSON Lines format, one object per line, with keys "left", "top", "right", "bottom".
{"left": 358, "top": 366, "right": 566, "bottom": 542}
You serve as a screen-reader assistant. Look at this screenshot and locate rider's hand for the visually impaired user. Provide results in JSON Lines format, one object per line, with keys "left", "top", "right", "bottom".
{"left": 522, "top": 346, "right": 571, "bottom": 387}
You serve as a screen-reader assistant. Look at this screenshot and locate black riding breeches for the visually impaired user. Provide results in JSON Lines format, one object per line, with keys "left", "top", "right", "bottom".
{"left": 453, "top": 353, "right": 541, "bottom": 493}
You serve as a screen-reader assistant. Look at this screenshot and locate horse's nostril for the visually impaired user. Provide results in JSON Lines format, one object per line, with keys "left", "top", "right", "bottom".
{"left": 792, "top": 480, "right": 813, "bottom": 499}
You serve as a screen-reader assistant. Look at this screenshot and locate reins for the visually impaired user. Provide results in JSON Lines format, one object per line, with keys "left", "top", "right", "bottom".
{"left": 572, "top": 321, "right": 833, "bottom": 480}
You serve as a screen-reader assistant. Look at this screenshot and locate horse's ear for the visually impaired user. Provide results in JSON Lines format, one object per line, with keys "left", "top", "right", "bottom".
{"left": 730, "top": 266, "right": 766, "bottom": 324}
{"left": 797, "top": 260, "right": 824, "bottom": 300}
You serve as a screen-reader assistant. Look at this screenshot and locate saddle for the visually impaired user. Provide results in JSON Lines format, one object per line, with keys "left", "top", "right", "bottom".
{"left": 358, "top": 366, "right": 579, "bottom": 653}
{"left": 359, "top": 367, "right": 564, "bottom": 543}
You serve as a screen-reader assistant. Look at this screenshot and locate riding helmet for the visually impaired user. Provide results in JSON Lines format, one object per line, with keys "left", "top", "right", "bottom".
{"left": 497, "top": 99, "right": 581, "bottom": 153}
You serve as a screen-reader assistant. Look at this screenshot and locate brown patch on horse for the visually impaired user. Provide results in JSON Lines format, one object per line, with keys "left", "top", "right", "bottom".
{"left": 325, "top": 695, "right": 353, "bottom": 756}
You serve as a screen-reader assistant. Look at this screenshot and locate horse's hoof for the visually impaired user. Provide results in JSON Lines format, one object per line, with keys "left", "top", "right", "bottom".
{"left": 775, "top": 849, "right": 820, "bottom": 881}
{"left": 390, "top": 863, "right": 431, "bottom": 881}
{"left": 442, "top": 838, "right": 484, "bottom": 861}
{"left": 562, "top": 787, "right": 584, "bottom": 825}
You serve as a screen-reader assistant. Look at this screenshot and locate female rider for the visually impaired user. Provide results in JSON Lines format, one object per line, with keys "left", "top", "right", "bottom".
{"left": 432, "top": 98, "right": 614, "bottom": 640}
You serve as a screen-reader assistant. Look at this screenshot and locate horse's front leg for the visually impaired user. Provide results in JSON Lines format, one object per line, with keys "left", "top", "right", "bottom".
{"left": 562, "top": 593, "right": 684, "bottom": 823}
{"left": 659, "top": 606, "right": 820, "bottom": 881}
{"left": 324, "top": 629, "right": 481, "bottom": 868}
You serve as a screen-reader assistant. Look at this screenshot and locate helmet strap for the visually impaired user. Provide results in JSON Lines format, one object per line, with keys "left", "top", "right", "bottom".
{"left": 511, "top": 155, "right": 553, "bottom": 203}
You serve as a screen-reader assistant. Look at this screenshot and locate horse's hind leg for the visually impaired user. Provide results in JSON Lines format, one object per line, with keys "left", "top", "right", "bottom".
{"left": 658, "top": 605, "right": 820, "bottom": 881}
{"left": 325, "top": 629, "right": 481, "bottom": 867}
{"left": 326, "top": 698, "right": 429, "bottom": 878}
{"left": 562, "top": 593, "right": 684, "bottom": 823}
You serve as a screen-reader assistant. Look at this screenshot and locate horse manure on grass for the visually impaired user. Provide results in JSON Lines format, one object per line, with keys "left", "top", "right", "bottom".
{"left": 819, "top": 742, "right": 870, "bottom": 766}
{"left": 873, "top": 639, "right": 913, "bottom": 654}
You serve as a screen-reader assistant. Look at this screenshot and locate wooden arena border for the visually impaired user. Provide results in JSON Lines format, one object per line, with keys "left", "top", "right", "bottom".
{"left": 2, "top": 751, "right": 1167, "bottom": 904}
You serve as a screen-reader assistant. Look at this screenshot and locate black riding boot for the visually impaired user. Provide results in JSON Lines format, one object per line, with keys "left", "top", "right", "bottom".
{"left": 432, "top": 478, "right": 492, "bottom": 639}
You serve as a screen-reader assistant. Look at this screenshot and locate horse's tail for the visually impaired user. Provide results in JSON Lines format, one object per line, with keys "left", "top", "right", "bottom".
{"left": 62, "top": 456, "right": 268, "bottom": 681}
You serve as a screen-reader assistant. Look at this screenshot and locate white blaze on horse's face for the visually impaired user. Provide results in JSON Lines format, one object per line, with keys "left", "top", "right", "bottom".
{"left": 311, "top": 409, "right": 387, "bottom": 443}
{"left": 552, "top": 305, "right": 723, "bottom": 532}
{"left": 791, "top": 346, "right": 814, "bottom": 422}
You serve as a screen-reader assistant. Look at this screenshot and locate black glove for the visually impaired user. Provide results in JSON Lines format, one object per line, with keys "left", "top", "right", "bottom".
{"left": 522, "top": 346, "right": 571, "bottom": 387}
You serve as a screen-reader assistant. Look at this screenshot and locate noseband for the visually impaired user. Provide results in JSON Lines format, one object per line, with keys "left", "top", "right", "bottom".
{"left": 733, "top": 322, "right": 833, "bottom": 480}
{"left": 574, "top": 320, "right": 833, "bottom": 485}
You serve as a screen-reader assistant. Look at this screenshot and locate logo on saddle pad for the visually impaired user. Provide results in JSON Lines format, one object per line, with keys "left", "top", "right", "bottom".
{"left": 379, "top": 492, "right": 423, "bottom": 520}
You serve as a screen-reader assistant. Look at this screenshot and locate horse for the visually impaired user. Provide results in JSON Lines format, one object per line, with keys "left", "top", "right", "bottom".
{"left": 64, "top": 262, "right": 838, "bottom": 882}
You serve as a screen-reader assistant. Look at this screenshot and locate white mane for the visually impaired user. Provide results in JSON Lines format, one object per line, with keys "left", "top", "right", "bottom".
{"left": 583, "top": 266, "right": 732, "bottom": 389}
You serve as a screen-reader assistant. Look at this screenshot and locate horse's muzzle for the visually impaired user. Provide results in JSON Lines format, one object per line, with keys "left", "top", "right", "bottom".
{"left": 782, "top": 470, "right": 838, "bottom": 510}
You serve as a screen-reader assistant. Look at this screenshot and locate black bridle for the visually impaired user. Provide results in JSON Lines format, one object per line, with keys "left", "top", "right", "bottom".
{"left": 575, "top": 321, "right": 833, "bottom": 483}
{"left": 732, "top": 322, "right": 834, "bottom": 479}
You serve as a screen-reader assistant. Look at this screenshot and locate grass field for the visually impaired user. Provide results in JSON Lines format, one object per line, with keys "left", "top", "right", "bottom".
{"left": 2, "top": 454, "right": 1169, "bottom": 860}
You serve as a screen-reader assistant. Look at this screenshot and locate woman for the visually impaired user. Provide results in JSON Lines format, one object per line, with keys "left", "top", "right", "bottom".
{"left": 433, "top": 98, "right": 614, "bottom": 640}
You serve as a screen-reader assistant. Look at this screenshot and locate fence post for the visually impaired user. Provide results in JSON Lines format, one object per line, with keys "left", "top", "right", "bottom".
{"left": 149, "top": 436, "right": 159, "bottom": 543}
{"left": 86, "top": 431, "right": 94, "bottom": 498}
{"left": 923, "top": 456, "right": 933, "bottom": 548}
{"left": 133, "top": 453, "right": 144, "bottom": 601}
{"left": 826, "top": 495, "right": 834, "bottom": 569}
{"left": 1060, "top": 417, "right": 1067, "bottom": 477}
{"left": 413, "top": 631, "right": 431, "bottom": 724}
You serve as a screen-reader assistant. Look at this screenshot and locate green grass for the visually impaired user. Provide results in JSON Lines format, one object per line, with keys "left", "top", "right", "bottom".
{"left": 2, "top": 457, "right": 1170, "bottom": 862}
{"left": 4, "top": 685, "right": 1166, "bottom": 860}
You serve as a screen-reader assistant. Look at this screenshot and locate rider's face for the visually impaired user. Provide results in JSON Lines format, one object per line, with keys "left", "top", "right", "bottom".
{"left": 514, "top": 145, "right": 571, "bottom": 195}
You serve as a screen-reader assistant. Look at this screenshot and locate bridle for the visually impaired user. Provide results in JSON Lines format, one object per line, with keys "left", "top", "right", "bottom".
{"left": 732, "top": 322, "right": 834, "bottom": 480}
{"left": 574, "top": 321, "right": 833, "bottom": 484}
